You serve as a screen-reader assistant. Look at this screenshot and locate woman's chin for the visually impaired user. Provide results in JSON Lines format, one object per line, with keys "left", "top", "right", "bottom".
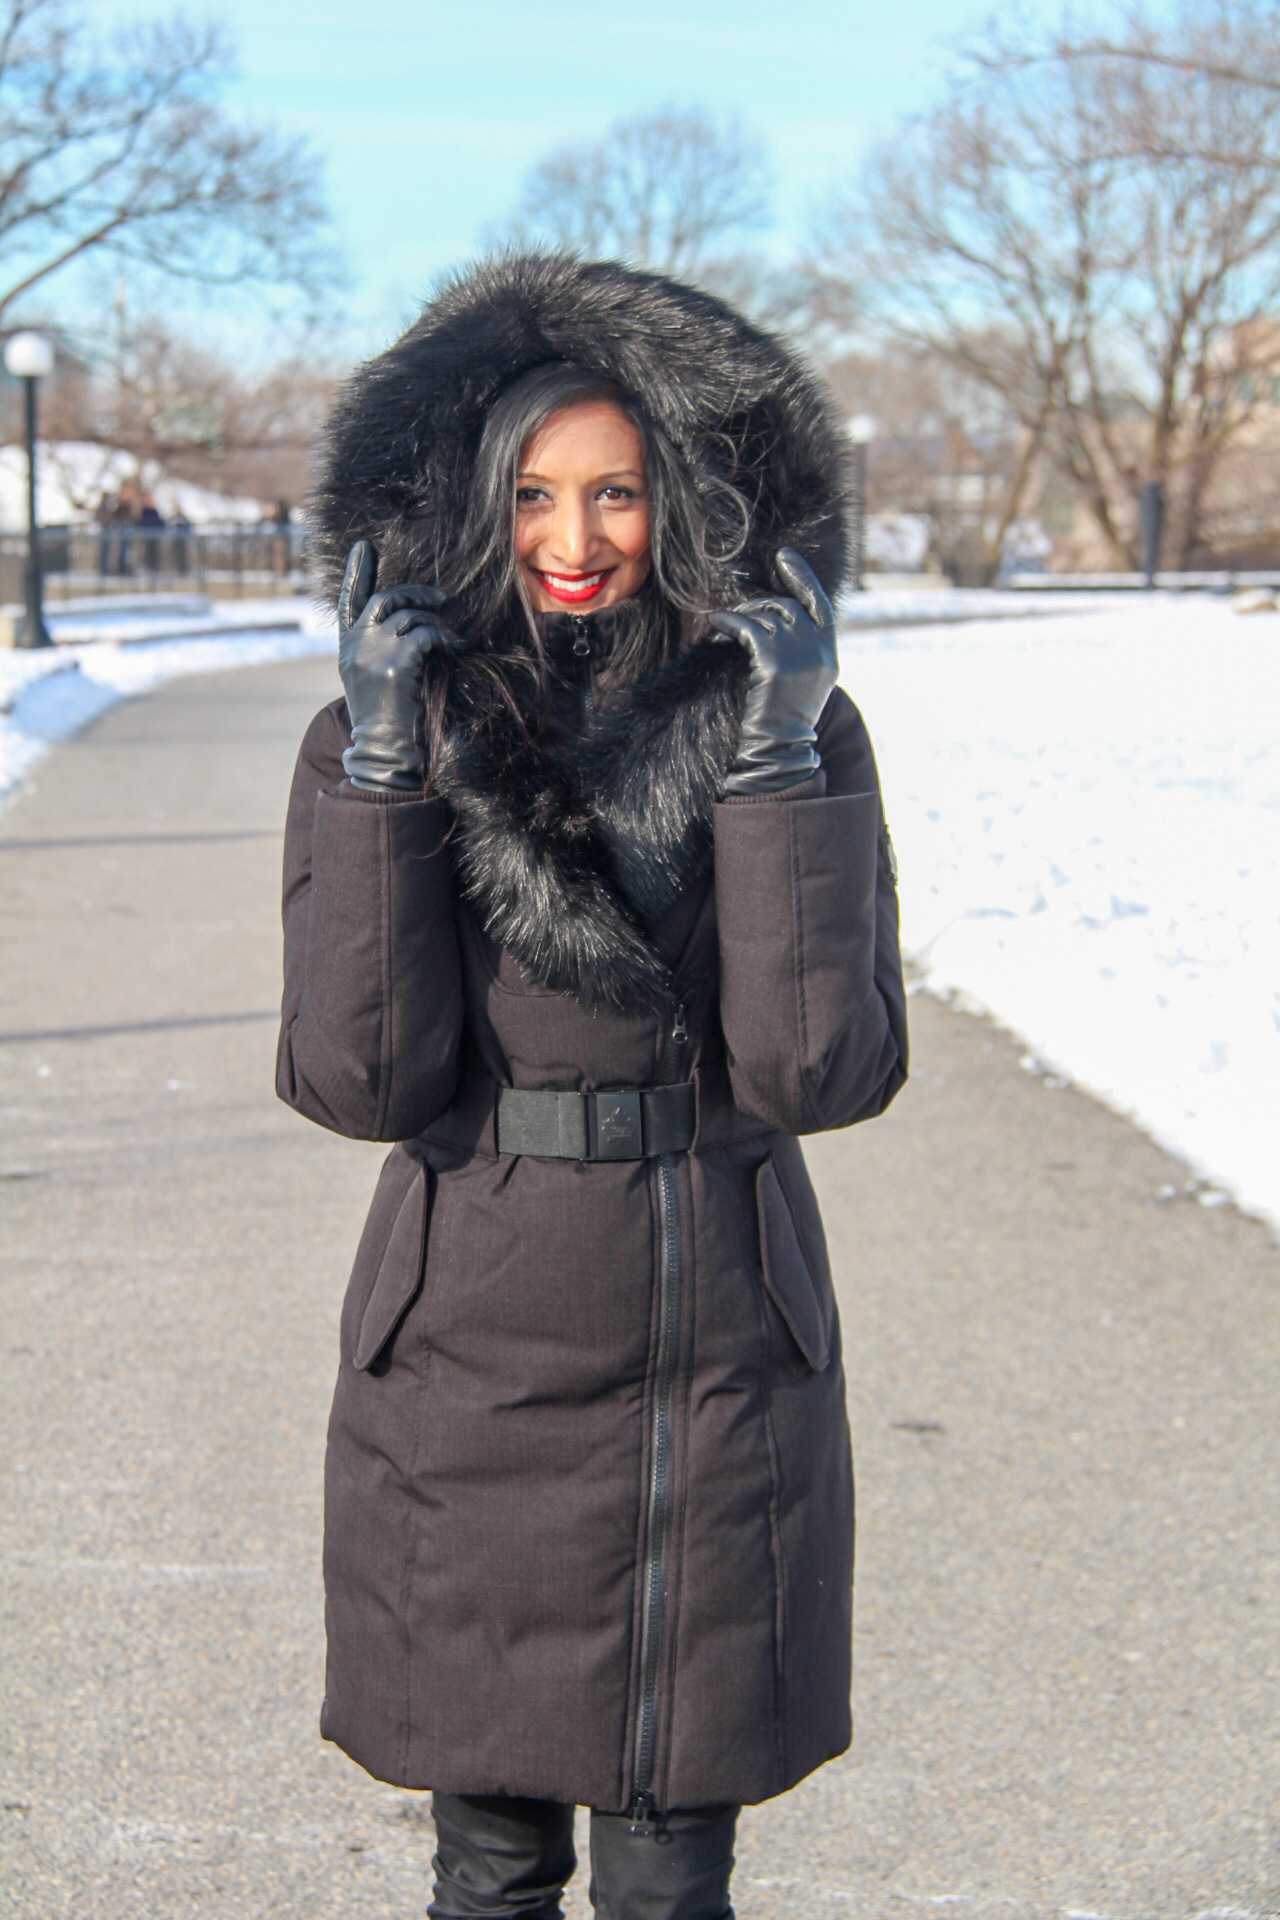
{"left": 539, "top": 591, "right": 611, "bottom": 612}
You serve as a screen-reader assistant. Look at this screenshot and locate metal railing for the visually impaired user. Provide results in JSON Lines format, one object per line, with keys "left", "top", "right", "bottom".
{"left": 0, "top": 523, "right": 310, "bottom": 603}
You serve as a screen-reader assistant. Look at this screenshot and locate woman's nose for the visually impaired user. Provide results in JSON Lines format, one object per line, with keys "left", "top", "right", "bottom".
{"left": 548, "top": 494, "right": 593, "bottom": 567}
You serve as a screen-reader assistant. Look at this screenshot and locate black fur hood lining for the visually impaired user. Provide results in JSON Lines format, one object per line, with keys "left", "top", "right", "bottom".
{"left": 433, "top": 635, "right": 748, "bottom": 1012}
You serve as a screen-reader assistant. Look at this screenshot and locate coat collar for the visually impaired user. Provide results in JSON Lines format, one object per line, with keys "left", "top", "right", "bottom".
{"left": 431, "top": 638, "right": 747, "bottom": 1011}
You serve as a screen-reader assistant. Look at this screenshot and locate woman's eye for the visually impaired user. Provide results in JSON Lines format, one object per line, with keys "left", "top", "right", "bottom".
{"left": 516, "top": 487, "right": 548, "bottom": 506}
{"left": 599, "top": 486, "right": 637, "bottom": 503}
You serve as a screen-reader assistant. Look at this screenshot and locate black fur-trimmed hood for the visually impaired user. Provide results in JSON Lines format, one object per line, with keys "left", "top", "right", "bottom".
{"left": 312, "top": 253, "right": 850, "bottom": 1011}
{"left": 312, "top": 251, "right": 849, "bottom": 608}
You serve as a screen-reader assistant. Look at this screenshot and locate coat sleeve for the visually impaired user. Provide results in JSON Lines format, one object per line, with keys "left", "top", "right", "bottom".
{"left": 712, "top": 686, "right": 908, "bottom": 1135}
{"left": 276, "top": 698, "right": 465, "bottom": 1142}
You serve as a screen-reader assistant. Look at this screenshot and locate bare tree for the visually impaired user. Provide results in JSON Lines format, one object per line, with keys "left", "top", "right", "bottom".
{"left": 40, "top": 314, "right": 338, "bottom": 505}
{"left": 811, "top": 1, "right": 1280, "bottom": 569}
{"left": 825, "top": 343, "right": 1027, "bottom": 581}
{"left": 0, "top": 0, "right": 330, "bottom": 322}
{"left": 999, "top": 0, "right": 1280, "bottom": 108}
{"left": 504, "top": 109, "right": 770, "bottom": 283}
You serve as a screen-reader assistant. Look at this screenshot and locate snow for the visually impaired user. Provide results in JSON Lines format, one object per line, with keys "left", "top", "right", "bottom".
{"left": 23, "top": 595, "right": 305, "bottom": 646}
{"left": 0, "top": 442, "right": 268, "bottom": 531}
{"left": 0, "top": 597, "right": 336, "bottom": 803}
{"left": 840, "top": 592, "right": 1280, "bottom": 1234}
{"left": 837, "top": 584, "right": 1141, "bottom": 626}
{"left": 865, "top": 512, "right": 931, "bottom": 572}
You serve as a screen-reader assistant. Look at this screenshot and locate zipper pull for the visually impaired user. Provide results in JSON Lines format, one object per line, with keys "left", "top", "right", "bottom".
{"left": 628, "top": 1791, "right": 657, "bottom": 1837}
{"left": 571, "top": 616, "right": 591, "bottom": 657}
{"left": 671, "top": 1002, "right": 688, "bottom": 1046}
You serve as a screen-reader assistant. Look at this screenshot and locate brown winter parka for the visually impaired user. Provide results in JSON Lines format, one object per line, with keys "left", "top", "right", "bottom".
{"left": 277, "top": 255, "right": 908, "bottom": 1816}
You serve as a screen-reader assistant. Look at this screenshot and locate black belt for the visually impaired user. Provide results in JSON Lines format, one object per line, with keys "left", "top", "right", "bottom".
{"left": 495, "top": 1084, "right": 695, "bottom": 1161}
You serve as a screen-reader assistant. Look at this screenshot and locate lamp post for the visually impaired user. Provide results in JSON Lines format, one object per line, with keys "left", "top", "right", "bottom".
{"left": 4, "top": 329, "right": 55, "bottom": 647}
{"left": 1139, "top": 479, "right": 1165, "bottom": 589}
{"left": 847, "top": 413, "right": 878, "bottom": 591}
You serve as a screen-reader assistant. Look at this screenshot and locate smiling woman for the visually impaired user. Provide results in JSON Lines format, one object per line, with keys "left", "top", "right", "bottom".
{"left": 281, "top": 252, "right": 907, "bottom": 1920}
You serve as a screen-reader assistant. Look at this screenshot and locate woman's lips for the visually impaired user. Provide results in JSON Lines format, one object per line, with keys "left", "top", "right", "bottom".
{"left": 534, "top": 568, "right": 613, "bottom": 604}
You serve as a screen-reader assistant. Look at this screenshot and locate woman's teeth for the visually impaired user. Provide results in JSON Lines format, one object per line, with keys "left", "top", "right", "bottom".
{"left": 541, "top": 570, "right": 609, "bottom": 597}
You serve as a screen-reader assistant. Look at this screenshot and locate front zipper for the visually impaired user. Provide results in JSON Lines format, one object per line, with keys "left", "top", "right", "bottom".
{"left": 569, "top": 616, "right": 595, "bottom": 724}
{"left": 630, "top": 1147, "right": 682, "bottom": 1832}
{"left": 629, "top": 998, "right": 689, "bottom": 1833}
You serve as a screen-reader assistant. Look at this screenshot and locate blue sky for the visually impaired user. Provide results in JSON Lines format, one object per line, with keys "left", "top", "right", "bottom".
{"left": 97, "top": 0, "right": 1069, "bottom": 356}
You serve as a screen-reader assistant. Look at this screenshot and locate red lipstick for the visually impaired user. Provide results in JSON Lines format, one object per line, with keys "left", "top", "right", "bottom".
{"left": 534, "top": 568, "right": 613, "bottom": 605}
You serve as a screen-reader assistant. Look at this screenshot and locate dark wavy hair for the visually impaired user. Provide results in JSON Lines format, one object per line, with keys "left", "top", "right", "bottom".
{"left": 419, "top": 360, "right": 756, "bottom": 773}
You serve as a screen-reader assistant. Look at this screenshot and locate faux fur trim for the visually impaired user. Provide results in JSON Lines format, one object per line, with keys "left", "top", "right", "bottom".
{"left": 433, "top": 639, "right": 748, "bottom": 1011}
{"left": 311, "top": 252, "right": 849, "bottom": 613}
{"left": 311, "top": 254, "right": 848, "bottom": 1010}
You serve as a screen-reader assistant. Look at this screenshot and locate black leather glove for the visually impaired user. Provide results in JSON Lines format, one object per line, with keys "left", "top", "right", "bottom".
{"left": 337, "top": 540, "right": 472, "bottom": 791}
{"left": 710, "top": 548, "right": 839, "bottom": 795}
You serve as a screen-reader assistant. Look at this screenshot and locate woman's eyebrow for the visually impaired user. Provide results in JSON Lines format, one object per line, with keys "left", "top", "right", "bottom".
{"left": 516, "top": 468, "right": 647, "bottom": 483}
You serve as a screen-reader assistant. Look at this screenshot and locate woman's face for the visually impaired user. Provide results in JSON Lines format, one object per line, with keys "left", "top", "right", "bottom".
{"left": 514, "top": 400, "right": 651, "bottom": 612}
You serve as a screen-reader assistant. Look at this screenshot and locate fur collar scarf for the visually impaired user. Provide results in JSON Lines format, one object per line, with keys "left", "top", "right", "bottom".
{"left": 432, "top": 635, "right": 748, "bottom": 1012}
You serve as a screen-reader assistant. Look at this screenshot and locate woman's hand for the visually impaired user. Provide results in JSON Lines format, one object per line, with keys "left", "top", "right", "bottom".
{"left": 710, "top": 548, "right": 839, "bottom": 795}
{"left": 337, "top": 540, "right": 473, "bottom": 791}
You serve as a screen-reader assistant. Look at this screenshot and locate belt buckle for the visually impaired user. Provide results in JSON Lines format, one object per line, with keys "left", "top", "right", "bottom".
{"left": 589, "top": 1090, "right": 644, "bottom": 1161}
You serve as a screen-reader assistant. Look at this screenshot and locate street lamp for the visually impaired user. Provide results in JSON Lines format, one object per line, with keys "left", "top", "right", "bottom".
{"left": 1139, "top": 479, "right": 1165, "bottom": 589}
{"left": 4, "top": 329, "right": 55, "bottom": 648}
{"left": 847, "top": 413, "right": 878, "bottom": 591}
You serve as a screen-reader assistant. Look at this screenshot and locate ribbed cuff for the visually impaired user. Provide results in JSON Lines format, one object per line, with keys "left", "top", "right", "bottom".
{"left": 340, "top": 777, "right": 431, "bottom": 805}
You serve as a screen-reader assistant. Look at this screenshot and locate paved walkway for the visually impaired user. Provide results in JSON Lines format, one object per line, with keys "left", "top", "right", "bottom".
{"left": 1, "top": 656, "right": 1277, "bottom": 1920}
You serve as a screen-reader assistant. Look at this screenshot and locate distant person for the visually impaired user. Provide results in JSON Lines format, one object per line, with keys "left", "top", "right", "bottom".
{"left": 169, "top": 507, "right": 192, "bottom": 577}
{"left": 137, "top": 493, "right": 165, "bottom": 573}
{"left": 272, "top": 497, "right": 292, "bottom": 578}
{"left": 95, "top": 492, "right": 117, "bottom": 578}
{"left": 112, "top": 481, "right": 138, "bottom": 576}
{"left": 277, "top": 255, "right": 907, "bottom": 1920}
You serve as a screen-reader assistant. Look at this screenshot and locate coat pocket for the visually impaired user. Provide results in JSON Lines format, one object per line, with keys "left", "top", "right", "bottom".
{"left": 755, "top": 1153, "right": 835, "bottom": 1372}
{"left": 353, "top": 1158, "right": 431, "bottom": 1372}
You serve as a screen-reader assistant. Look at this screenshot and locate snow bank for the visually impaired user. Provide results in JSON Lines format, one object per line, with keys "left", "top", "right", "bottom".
{"left": 29, "top": 596, "right": 303, "bottom": 646}
{"left": 837, "top": 584, "right": 1140, "bottom": 627}
{"left": 0, "top": 598, "right": 336, "bottom": 804}
{"left": 840, "top": 593, "right": 1280, "bottom": 1232}
{"left": 0, "top": 442, "right": 266, "bottom": 532}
